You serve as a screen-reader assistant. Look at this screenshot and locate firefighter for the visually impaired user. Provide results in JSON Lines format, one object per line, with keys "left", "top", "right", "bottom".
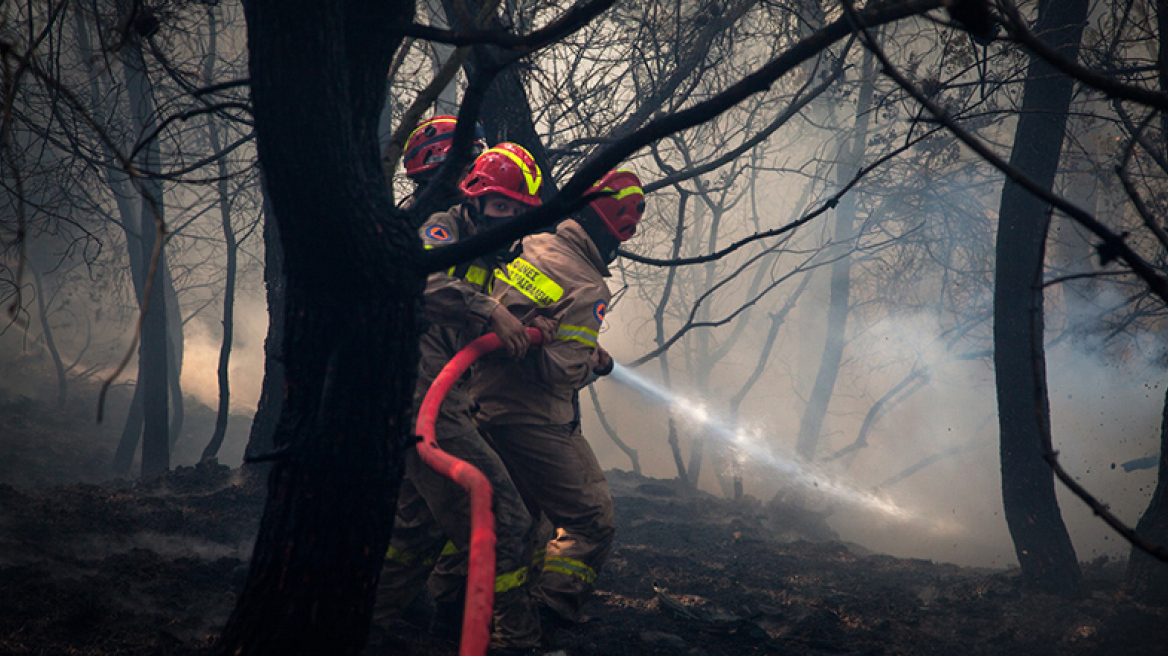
{"left": 371, "top": 143, "right": 548, "bottom": 654}
{"left": 401, "top": 114, "right": 488, "bottom": 189}
{"left": 388, "top": 114, "right": 492, "bottom": 628}
{"left": 470, "top": 169, "right": 645, "bottom": 629}
{"left": 398, "top": 114, "right": 489, "bottom": 221}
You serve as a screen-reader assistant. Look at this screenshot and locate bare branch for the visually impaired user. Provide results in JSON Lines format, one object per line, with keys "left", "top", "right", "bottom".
{"left": 622, "top": 134, "right": 931, "bottom": 267}
{"left": 844, "top": 0, "right": 1168, "bottom": 304}
{"left": 642, "top": 52, "right": 847, "bottom": 195}
{"left": 999, "top": 0, "right": 1168, "bottom": 112}
{"left": 394, "top": 0, "right": 616, "bottom": 53}
{"left": 588, "top": 385, "right": 640, "bottom": 475}
{"left": 420, "top": 0, "right": 948, "bottom": 273}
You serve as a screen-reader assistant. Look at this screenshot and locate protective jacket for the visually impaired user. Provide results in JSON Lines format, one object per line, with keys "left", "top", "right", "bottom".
{"left": 470, "top": 218, "right": 616, "bottom": 623}
{"left": 473, "top": 219, "right": 611, "bottom": 425}
{"left": 372, "top": 206, "right": 539, "bottom": 651}
{"left": 414, "top": 205, "right": 504, "bottom": 435}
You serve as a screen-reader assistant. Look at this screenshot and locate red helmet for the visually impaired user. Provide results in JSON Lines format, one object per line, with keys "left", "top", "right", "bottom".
{"left": 403, "top": 115, "right": 487, "bottom": 178}
{"left": 459, "top": 142, "right": 543, "bottom": 207}
{"left": 587, "top": 169, "right": 644, "bottom": 242}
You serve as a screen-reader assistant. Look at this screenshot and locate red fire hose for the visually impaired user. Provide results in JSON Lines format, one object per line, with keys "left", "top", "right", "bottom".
{"left": 413, "top": 327, "right": 544, "bottom": 656}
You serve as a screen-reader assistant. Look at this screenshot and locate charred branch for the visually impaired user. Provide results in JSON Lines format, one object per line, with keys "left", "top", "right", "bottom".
{"left": 999, "top": 0, "right": 1168, "bottom": 113}
{"left": 421, "top": 0, "right": 948, "bottom": 272}
{"left": 394, "top": 0, "right": 616, "bottom": 53}
{"left": 846, "top": 0, "right": 1168, "bottom": 305}
{"left": 622, "top": 134, "right": 932, "bottom": 268}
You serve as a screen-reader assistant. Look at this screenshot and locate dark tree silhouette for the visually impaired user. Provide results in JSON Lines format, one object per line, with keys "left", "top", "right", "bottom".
{"left": 215, "top": 1, "right": 420, "bottom": 653}
{"left": 1124, "top": 0, "right": 1168, "bottom": 605}
{"left": 1126, "top": 384, "right": 1168, "bottom": 604}
{"left": 120, "top": 13, "right": 171, "bottom": 478}
{"left": 992, "top": 0, "right": 1089, "bottom": 596}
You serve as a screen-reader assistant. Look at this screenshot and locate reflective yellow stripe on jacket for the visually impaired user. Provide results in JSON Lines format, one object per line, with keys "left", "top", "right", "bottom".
{"left": 423, "top": 243, "right": 492, "bottom": 290}
{"left": 451, "top": 264, "right": 491, "bottom": 289}
{"left": 556, "top": 324, "right": 598, "bottom": 348}
{"left": 497, "top": 257, "right": 563, "bottom": 307}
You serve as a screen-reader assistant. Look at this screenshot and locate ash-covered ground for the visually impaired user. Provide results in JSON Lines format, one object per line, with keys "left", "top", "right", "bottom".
{"left": 0, "top": 389, "right": 1165, "bottom": 656}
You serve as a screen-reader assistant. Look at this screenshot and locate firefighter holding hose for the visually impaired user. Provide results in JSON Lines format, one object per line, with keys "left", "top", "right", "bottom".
{"left": 372, "top": 141, "right": 550, "bottom": 654}
{"left": 471, "top": 170, "right": 645, "bottom": 630}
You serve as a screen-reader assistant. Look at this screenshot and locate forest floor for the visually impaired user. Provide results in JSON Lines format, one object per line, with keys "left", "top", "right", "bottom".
{"left": 0, "top": 388, "right": 1166, "bottom": 656}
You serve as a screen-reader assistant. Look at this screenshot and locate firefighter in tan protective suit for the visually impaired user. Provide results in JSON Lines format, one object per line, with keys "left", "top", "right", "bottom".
{"left": 371, "top": 142, "right": 548, "bottom": 654}
{"left": 471, "top": 169, "right": 645, "bottom": 628}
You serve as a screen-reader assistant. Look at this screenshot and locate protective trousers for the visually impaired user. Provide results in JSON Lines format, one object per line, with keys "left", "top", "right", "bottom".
{"left": 372, "top": 425, "right": 540, "bottom": 650}
{"left": 481, "top": 421, "right": 615, "bottom": 622}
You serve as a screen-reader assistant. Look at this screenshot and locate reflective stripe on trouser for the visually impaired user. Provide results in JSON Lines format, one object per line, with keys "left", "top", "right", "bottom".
{"left": 480, "top": 421, "right": 615, "bottom": 622}
{"left": 373, "top": 425, "right": 540, "bottom": 649}
{"left": 428, "top": 547, "right": 530, "bottom": 604}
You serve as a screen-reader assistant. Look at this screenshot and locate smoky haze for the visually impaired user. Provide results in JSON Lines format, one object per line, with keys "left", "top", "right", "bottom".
{"left": 2, "top": 0, "right": 1165, "bottom": 577}
{"left": 583, "top": 285, "right": 1163, "bottom": 568}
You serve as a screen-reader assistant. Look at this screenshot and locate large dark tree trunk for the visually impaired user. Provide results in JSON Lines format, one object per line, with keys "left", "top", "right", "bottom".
{"left": 216, "top": 1, "right": 419, "bottom": 654}
{"left": 993, "top": 0, "right": 1088, "bottom": 597}
{"left": 1123, "top": 0, "right": 1168, "bottom": 605}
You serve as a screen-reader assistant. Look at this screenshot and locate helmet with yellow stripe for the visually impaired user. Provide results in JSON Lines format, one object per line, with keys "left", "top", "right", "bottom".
{"left": 403, "top": 115, "right": 487, "bottom": 179}
{"left": 459, "top": 142, "right": 543, "bottom": 207}
{"left": 586, "top": 169, "right": 644, "bottom": 242}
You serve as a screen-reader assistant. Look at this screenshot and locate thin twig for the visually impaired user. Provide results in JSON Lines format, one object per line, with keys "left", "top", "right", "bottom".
{"left": 588, "top": 385, "right": 640, "bottom": 474}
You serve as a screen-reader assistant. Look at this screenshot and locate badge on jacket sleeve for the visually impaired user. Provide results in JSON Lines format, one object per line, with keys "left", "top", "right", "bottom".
{"left": 593, "top": 300, "right": 607, "bottom": 324}
{"left": 426, "top": 225, "right": 452, "bottom": 242}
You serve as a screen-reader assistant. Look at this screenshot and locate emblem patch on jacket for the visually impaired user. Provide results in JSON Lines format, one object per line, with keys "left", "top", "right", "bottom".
{"left": 426, "top": 225, "right": 452, "bottom": 242}
{"left": 593, "top": 300, "right": 607, "bottom": 324}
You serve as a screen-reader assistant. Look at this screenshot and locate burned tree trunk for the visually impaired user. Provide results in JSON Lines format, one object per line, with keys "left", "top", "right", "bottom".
{"left": 1123, "top": 0, "right": 1168, "bottom": 606}
{"left": 796, "top": 48, "right": 874, "bottom": 461}
{"left": 1125, "top": 381, "right": 1168, "bottom": 605}
{"left": 29, "top": 261, "right": 68, "bottom": 406}
{"left": 122, "top": 25, "right": 170, "bottom": 478}
{"left": 657, "top": 192, "right": 691, "bottom": 484}
{"left": 993, "top": 0, "right": 1088, "bottom": 597}
{"left": 164, "top": 260, "right": 185, "bottom": 448}
{"left": 74, "top": 8, "right": 170, "bottom": 476}
{"left": 215, "top": 1, "right": 420, "bottom": 653}
{"left": 687, "top": 204, "right": 725, "bottom": 484}
{"left": 202, "top": 9, "right": 239, "bottom": 464}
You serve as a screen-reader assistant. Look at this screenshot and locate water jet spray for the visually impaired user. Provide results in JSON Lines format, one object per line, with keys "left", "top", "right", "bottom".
{"left": 607, "top": 362, "right": 923, "bottom": 524}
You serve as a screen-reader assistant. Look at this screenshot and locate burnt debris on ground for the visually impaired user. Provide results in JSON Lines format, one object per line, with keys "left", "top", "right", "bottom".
{"left": 1, "top": 459, "right": 1164, "bottom": 656}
